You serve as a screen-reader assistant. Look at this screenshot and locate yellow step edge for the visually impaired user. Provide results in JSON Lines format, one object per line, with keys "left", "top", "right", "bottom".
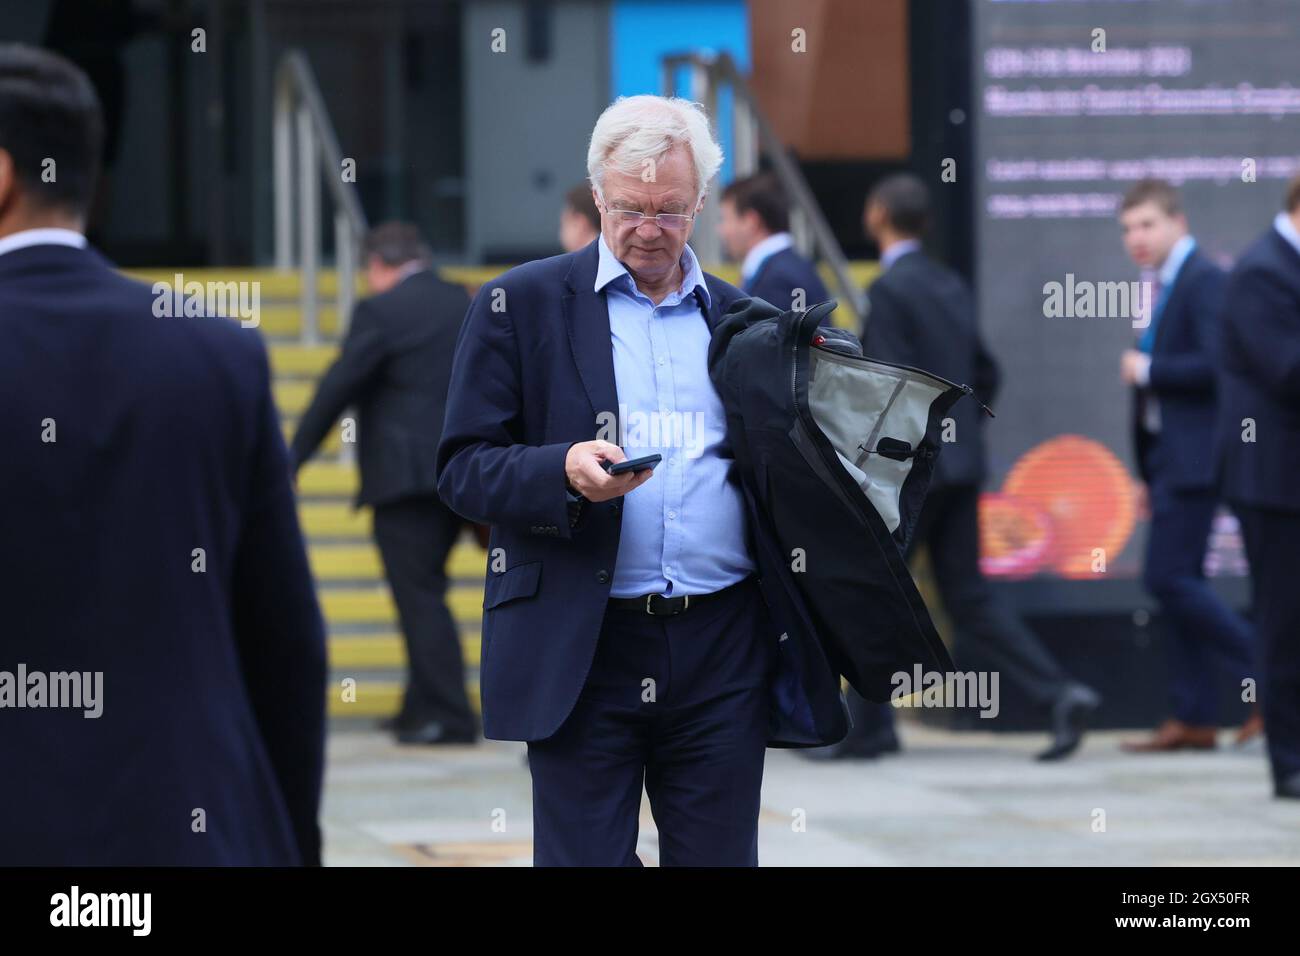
{"left": 122, "top": 263, "right": 878, "bottom": 305}
{"left": 298, "top": 462, "right": 357, "bottom": 497}
{"left": 282, "top": 420, "right": 343, "bottom": 456}
{"left": 258, "top": 305, "right": 342, "bottom": 338}
{"left": 328, "top": 633, "right": 481, "bottom": 669}
{"left": 327, "top": 679, "right": 480, "bottom": 718}
{"left": 310, "top": 544, "right": 383, "bottom": 579}
{"left": 120, "top": 268, "right": 363, "bottom": 299}
{"left": 271, "top": 344, "right": 339, "bottom": 376}
{"left": 274, "top": 380, "right": 314, "bottom": 417}
{"left": 309, "top": 542, "right": 487, "bottom": 580}
{"left": 299, "top": 502, "right": 370, "bottom": 537}
{"left": 319, "top": 587, "right": 484, "bottom": 625}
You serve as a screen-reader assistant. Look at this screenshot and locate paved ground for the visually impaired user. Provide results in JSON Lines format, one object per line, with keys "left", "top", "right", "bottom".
{"left": 321, "top": 721, "right": 1299, "bottom": 866}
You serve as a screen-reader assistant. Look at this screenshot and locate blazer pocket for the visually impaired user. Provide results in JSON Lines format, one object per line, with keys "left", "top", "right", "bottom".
{"left": 482, "top": 561, "right": 542, "bottom": 610}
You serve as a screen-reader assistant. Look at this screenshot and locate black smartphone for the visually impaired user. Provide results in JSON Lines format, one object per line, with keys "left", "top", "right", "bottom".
{"left": 603, "top": 454, "right": 662, "bottom": 476}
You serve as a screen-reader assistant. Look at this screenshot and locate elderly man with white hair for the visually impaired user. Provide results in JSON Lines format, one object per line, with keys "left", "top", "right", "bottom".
{"left": 437, "top": 94, "right": 778, "bottom": 865}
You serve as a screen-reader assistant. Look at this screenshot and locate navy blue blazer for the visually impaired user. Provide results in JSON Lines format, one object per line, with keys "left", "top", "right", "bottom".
{"left": 1133, "top": 247, "right": 1227, "bottom": 490}
{"left": 437, "top": 239, "right": 848, "bottom": 746}
{"left": 0, "top": 243, "right": 327, "bottom": 865}
{"left": 744, "top": 246, "right": 829, "bottom": 313}
{"left": 1216, "top": 227, "right": 1300, "bottom": 511}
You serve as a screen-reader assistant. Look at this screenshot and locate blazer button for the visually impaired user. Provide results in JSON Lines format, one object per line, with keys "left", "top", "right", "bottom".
{"left": 611, "top": 501, "right": 622, "bottom": 515}
{"left": 596, "top": 570, "right": 609, "bottom": 584}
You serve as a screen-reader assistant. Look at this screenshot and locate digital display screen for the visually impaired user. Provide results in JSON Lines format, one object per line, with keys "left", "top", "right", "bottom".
{"left": 971, "top": 0, "right": 1298, "bottom": 583}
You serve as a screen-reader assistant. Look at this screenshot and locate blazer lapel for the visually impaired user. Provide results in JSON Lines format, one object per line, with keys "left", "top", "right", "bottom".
{"left": 562, "top": 240, "right": 619, "bottom": 422}
{"left": 1152, "top": 249, "right": 1198, "bottom": 354}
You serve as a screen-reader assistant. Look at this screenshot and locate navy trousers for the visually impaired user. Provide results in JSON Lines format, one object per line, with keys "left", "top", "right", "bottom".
{"left": 1144, "top": 480, "right": 1256, "bottom": 726}
{"left": 527, "top": 577, "right": 775, "bottom": 866}
{"left": 1235, "top": 505, "right": 1300, "bottom": 786}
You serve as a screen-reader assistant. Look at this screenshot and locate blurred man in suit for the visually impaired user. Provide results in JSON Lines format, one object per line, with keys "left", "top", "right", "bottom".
{"left": 1116, "top": 179, "right": 1258, "bottom": 753}
{"left": 836, "top": 172, "right": 1100, "bottom": 763}
{"left": 1217, "top": 176, "right": 1300, "bottom": 797}
{"left": 0, "top": 44, "right": 326, "bottom": 864}
{"left": 559, "top": 182, "right": 600, "bottom": 253}
{"left": 290, "top": 222, "right": 476, "bottom": 746}
{"left": 719, "top": 171, "right": 829, "bottom": 311}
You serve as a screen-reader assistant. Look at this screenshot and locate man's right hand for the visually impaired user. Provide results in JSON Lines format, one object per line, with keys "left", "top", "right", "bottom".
{"left": 565, "top": 440, "right": 655, "bottom": 503}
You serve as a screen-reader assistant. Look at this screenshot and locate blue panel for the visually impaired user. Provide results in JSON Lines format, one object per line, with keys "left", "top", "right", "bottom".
{"left": 610, "top": 0, "right": 750, "bottom": 184}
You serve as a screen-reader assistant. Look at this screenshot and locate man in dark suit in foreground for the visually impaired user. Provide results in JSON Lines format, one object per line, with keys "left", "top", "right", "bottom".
{"left": 0, "top": 44, "right": 326, "bottom": 865}
{"left": 839, "top": 173, "right": 1100, "bottom": 763}
{"left": 291, "top": 222, "right": 476, "bottom": 746}
{"left": 719, "top": 171, "right": 829, "bottom": 312}
{"left": 1217, "top": 176, "right": 1300, "bottom": 797}
{"left": 1116, "top": 179, "right": 1258, "bottom": 753}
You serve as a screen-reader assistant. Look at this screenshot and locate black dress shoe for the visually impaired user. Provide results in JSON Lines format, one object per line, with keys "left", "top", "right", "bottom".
{"left": 856, "top": 729, "right": 902, "bottom": 757}
{"left": 1036, "top": 682, "right": 1101, "bottom": 762}
{"left": 800, "top": 730, "right": 901, "bottom": 761}
{"left": 395, "top": 721, "right": 477, "bottom": 746}
{"left": 1274, "top": 771, "right": 1300, "bottom": 799}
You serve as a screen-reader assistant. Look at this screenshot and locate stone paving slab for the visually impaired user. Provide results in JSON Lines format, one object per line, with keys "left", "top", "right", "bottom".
{"left": 320, "top": 723, "right": 1300, "bottom": 866}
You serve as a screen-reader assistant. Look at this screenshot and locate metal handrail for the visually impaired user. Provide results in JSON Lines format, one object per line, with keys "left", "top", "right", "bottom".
{"left": 662, "top": 50, "right": 866, "bottom": 327}
{"left": 273, "top": 50, "right": 369, "bottom": 344}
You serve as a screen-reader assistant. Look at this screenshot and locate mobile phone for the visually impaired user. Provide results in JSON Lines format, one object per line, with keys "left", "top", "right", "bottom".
{"left": 603, "top": 454, "right": 662, "bottom": 476}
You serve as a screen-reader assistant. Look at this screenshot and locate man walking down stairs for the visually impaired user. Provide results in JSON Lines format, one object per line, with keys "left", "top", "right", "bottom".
{"left": 291, "top": 221, "right": 478, "bottom": 746}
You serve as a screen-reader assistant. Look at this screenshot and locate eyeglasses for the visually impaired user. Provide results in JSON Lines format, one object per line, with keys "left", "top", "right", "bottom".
{"left": 604, "top": 208, "right": 696, "bottom": 231}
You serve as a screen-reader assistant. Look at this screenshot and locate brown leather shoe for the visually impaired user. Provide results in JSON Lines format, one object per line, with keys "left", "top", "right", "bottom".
{"left": 1120, "top": 718, "right": 1217, "bottom": 752}
{"left": 1232, "top": 709, "right": 1264, "bottom": 747}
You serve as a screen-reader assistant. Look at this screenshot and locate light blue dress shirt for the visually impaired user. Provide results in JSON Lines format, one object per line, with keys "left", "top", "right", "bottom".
{"left": 1274, "top": 211, "right": 1300, "bottom": 258}
{"left": 739, "top": 231, "right": 793, "bottom": 288}
{"left": 880, "top": 238, "right": 921, "bottom": 272}
{"left": 595, "top": 233, "right": 754, "bottom": 598}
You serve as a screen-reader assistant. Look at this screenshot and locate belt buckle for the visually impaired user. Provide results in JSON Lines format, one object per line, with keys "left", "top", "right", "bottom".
{"left": 645, "top": 593, "right": 689, "bottom": 616}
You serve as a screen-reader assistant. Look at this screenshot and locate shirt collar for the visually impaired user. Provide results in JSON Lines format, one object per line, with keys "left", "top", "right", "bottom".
{"left": 595, "top": 231, "right": 709, "bottom": 309}
{"left": 1273, "top": 212, "right": 1300, "bottom": 260}
{"left": 880, "top": 238, "right": 921, "bottom": 272}
{"left": 0, "top": 227, "right": 87, "bottom": 258}
{"left": 1158, "top": 234, "right": 1196, "bottom": 286}
{"left": 740, "top": 231, "right": 793, "bottom": 283}
{"left": 394, "top": 260, "right": 427, "bottom": 284}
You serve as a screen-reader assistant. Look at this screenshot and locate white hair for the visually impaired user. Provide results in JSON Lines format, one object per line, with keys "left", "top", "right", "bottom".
{"left": 586, "top": 95, "right": 724, "bottom": 206}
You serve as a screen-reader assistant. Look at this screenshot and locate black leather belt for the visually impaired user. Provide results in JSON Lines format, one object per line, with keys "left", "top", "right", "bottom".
{"left": 607, "top": 577, "right": 750, "bottom": 616}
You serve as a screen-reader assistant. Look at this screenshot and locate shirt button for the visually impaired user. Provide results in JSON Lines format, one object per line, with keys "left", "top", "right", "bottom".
{"left": 596, "top": 570, "right": 609, "bottom": 584}
{"left": 658, "top": 357, "right": 666, "bottom": 366}
{"left": 667, "top": 510, "right": 676, "bottom": 520}
{"left": 665, "top": 566, "right": 674, "bottom": 575}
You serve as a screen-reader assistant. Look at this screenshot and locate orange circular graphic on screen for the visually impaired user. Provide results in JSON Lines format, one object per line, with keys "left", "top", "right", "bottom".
{"left": 978, "top": 492, "right": 1055, "bottom": 579}
{"left": 981, "top": 435, "right": 1138, "bottom": 579}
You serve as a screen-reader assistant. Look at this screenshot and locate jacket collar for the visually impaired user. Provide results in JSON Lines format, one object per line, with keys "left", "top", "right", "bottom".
{"left": 562, "top": 237, "right": 730, "bottom": 422}
{"left": 0, "top": 241, "right": 105, "bottom": 281}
